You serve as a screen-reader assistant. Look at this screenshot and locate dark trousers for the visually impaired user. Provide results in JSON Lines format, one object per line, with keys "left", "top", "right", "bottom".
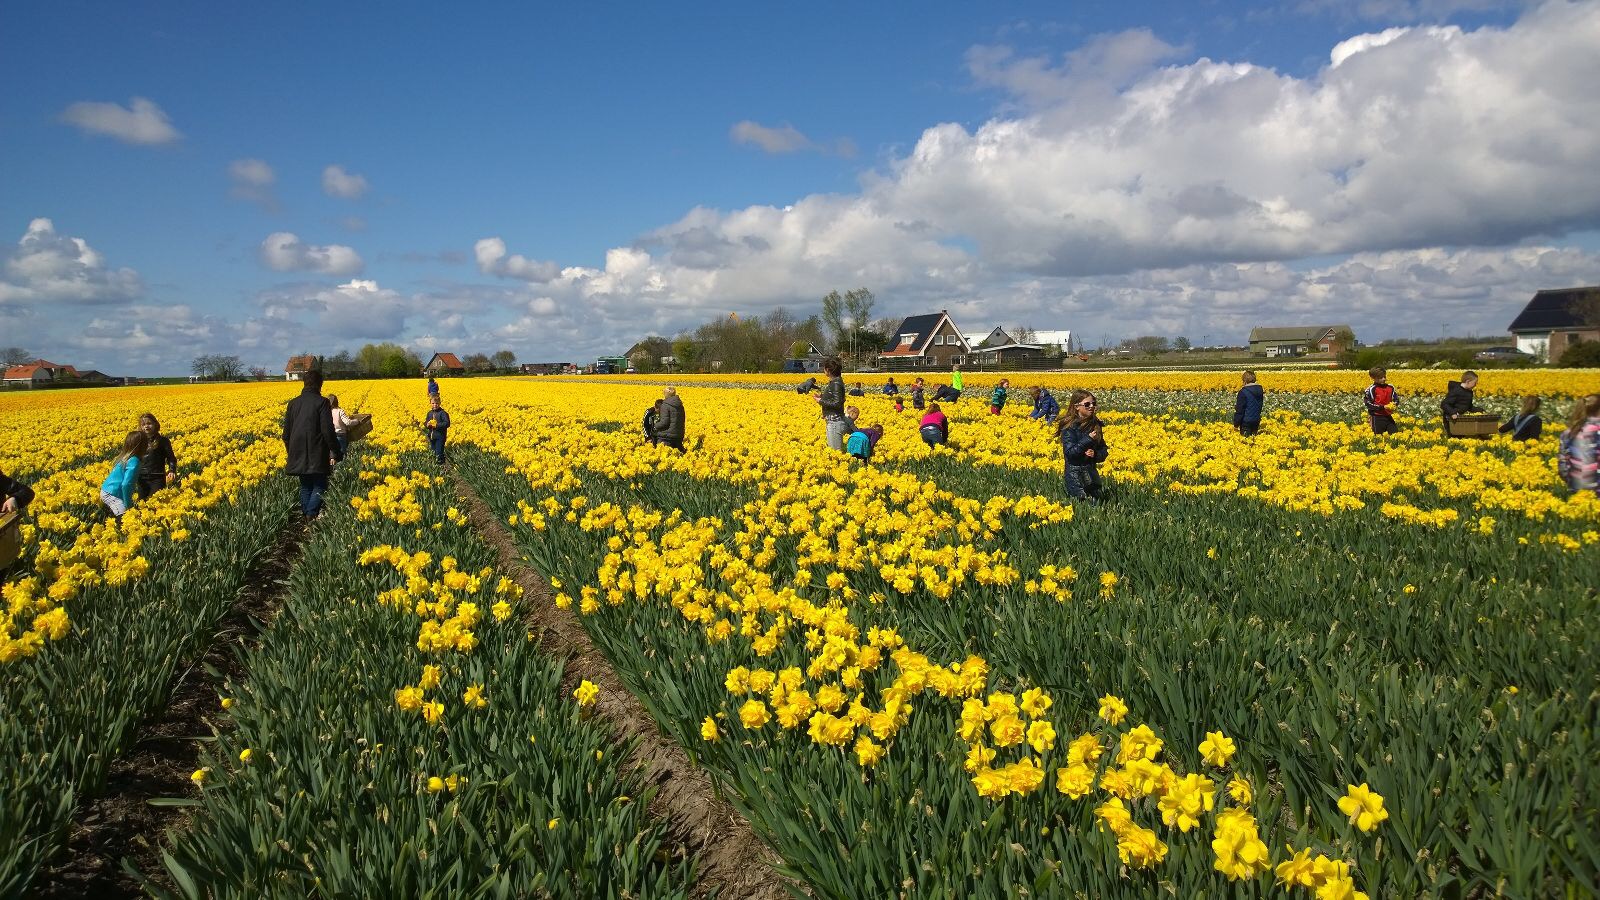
{"left": 336, "top": 433, "right": 349, "bottom": 457}
{"left": 136, "top": 474, "right": 166, "bottom": 500}
{"left": 1237, "top": 421, "right": 1259, "bottom": 437}
{"left": 1369, "top": 416, "right": 1398, "bottom": 435}
{"left": 429, "top": 433, "right": 447, "bottom": 463}
{"left": 1064, "top": 464, "right": 1102, "bottom": 501}
{"left": 298, "top": 474, "right": 328, "bottom": 518}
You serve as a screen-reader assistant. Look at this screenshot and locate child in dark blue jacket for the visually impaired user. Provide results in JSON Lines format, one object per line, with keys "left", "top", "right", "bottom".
{"left": 1056, "top": 390, "right": 1108, "bottom": 501}
{"left": 1028, "top": 387, "right": 1060, "bottom": 421}
{"left": 1234, "top": 370, "right": 1264, "bottom": 436}
{"left": 424, "top": 395, "right": 451, "bottom": 464}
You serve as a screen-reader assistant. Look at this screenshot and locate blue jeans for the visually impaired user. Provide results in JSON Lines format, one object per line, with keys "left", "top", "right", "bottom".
{"left": 429, "top": 432, "right": 447, "bottom": 463}
{"left": 298, "top": 474, "right": 328, "bottom": 518}
{"left": 1064, "top": 464, "right": 1101, "bottom": 501}
{"left": 336, "top": 433, "right": 349, "bottom": 457}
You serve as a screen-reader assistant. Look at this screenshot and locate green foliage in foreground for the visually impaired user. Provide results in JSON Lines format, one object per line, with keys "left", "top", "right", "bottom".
{"left": 457, "top": 440, "right": 1598, "bottom": 900}
{"left": 153, "top": 450, "right": 692, "bottom": 900}
{"left": 0, "top": 458, "right": 290, "bottom": 899}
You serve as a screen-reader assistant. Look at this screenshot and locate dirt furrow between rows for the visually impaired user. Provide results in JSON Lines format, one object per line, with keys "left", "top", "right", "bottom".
{"left": 452, "top": 476, "right": 799, "bottom": 900}
{"left": 31, "top": 516, "right": 309, "bottom": 899}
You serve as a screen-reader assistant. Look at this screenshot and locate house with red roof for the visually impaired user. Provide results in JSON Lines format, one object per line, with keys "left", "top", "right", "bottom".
{"left": 425, "top": 352, "right": 465, "bottom": 376}
{"left": 3, "top": 364, "right": 53, "bottom": 387}
{"left": 284, "top": 354, "right": 318, "bottom": 381}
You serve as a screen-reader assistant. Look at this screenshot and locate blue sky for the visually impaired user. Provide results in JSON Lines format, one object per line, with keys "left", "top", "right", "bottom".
{"left": 3, "top": 0, "right": 1598, "bottom": 374}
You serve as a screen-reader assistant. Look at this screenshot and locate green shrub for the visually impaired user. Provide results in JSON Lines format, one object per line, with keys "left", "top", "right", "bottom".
{"left": 1556, "top": 339, "right": 1600, "bottom": 368}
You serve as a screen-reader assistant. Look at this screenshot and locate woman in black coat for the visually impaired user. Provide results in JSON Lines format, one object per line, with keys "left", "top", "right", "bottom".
{"left": 283, "top": 370, "right": 342, "bottom": 519}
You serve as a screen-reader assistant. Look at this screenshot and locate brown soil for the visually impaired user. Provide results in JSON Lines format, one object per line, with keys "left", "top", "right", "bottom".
{"left": 31, "top": 516, "right": 308, "bottom": 899}
{"left": 452, "top": 479, "right": 799, "bottom": 900}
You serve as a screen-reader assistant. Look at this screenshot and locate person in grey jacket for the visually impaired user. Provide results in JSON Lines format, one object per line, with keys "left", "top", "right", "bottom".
{"left": 815, "top": 357, "right": 848, "bottom": 450}
{"left": 651, "top": 386, "right": 686, "bottom": 450}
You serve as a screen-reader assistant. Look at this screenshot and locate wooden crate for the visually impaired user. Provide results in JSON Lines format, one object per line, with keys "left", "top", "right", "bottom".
{"left": 347, "top": 413, "right": 374, "bottom": 442}
{"left": 1445, "top": 414, "right": 1499, "bottom": 438}
{"left": 0, "top": 510, "right": 21, "bottom": 570}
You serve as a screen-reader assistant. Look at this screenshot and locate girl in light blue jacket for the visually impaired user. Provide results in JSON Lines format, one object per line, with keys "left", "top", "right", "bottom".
{"left": 99, "top": 430, "right": 147, "bottom": 520}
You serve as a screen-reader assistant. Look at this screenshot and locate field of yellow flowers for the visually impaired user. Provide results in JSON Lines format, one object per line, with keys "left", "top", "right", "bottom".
{"left": 2, "top": 373, "right": 1595, "bottom": 898}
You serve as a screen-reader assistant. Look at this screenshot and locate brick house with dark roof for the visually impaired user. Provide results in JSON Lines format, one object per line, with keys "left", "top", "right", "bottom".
{"left": 1508, "top": 287, "right": 1600, "bottom": 362}
{"left": 878, "top": 310, "right": 970, "bottom": 370}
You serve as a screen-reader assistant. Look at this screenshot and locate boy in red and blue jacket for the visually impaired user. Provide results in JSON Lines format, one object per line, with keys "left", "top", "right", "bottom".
{"left": 1362, "top": 367, "right": 1400, "bottom": 434}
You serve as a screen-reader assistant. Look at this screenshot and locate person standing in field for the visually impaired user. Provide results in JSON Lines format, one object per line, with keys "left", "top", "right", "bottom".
{"left": 1, "top": 468, "right": 35, "bottom": 515}
{"left": 427, "top": 375, "right": 440, "bottom": 400}
{"left": 1558, "top": 393, "right": 1600, "bottom": 495}
{"left": 135, "top": 412, "right": 179, "bottom": 499}
{"left": 951, "top": 364, "right": 963, "bottom": 396}
{"left": 424, "top": 394, "right": 452, "bottom": 464}
{"left": 328, "top": 394, "right": 357, "bottom": 458}
{"left": 284, "top": 369, "right": 342, "bottom": 521}
{"left": 989, "top": 378, "right": 1010, "bottom": 415}
{"left": 651, "top": 386, "right": 686, "bottom": 451}
{"left": 1233, "top": 371, "right": 1264, "bottom": 436}
{"left": 817, "top": 357, "right": 849, "bottom": 451}
{"left": 1028, "top": 386, "right": 1059, "bottom": 421}
{"left": 1362, "top": 367, "right": 1400, "bottom": 434}
{"left": 919, "top": 402, "right": 950, "bottom": 448}
{"left": 910, "top": 378, "right": 926, "bottom": 410}
{"left": 1056, "top": 390, "right": 1108, "bottom": 502}
{"left": 1498, "top": 395, "right": 1543, "bottom": 441}
{"left": 100, "top": 431, "right": 148, "bottom": 520}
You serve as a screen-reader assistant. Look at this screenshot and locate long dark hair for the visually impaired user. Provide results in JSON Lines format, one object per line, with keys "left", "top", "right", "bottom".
{"left": 1056, "top": 390, "right": 1101, "bottom": 435}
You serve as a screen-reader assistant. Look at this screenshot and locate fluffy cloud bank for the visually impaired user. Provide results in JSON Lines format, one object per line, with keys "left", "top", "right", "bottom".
{"left": 58, "top": 97, "right": 181, "bottom": 145}
{"left": 0, "top": 219, "right": 142, "bottom": 309}
{"left": 474, "top": 2, "right": 1600, "bottom": 344}
{"left": 259, "top": 232, "right": 364, "bottom": 276}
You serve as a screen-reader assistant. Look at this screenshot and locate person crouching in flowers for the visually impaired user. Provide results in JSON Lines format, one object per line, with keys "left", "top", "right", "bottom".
{"left": 1, "top": 467, "right": 35, "bottom": 516}
{"left": 1056, "top": 390, "right": 1107, "bottom": 502}
{"left": 1498, "top": 394, "right": 1542, "bottom": 441}
{"left": 919, "top": 402, "right": 950, "bottom": 448}
{"left": 989, "top": 378, "right": 1009, "bottom": 415}
{"left": 100, "top": 430, "right": 148, "bottom": 521}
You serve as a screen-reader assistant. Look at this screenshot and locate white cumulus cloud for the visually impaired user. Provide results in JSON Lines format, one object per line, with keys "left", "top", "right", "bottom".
{"left": 59, "top": 97, "right": 181, "bottom": 145}
{"left": 0, "top": 218, "right": 142, "bottom": 308}
{"left": 259, "top": 232, "right": 364, "bottom": 276}
{"left": 475, "top": 237, "right": 560, "bottom": 282}
{"left": 322, "top": 164, "right": 369, "bottom": 199}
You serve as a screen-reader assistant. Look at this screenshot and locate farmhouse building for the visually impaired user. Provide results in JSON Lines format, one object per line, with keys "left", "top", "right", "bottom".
{"left": 3, "top": 364, "right": 53, "bottom": 387}
{"left": 1508, "top": 287, "right": 1600, "bottom": 362}
{"left": 879, "top": 311, "right": 970, "bottom": 369}
{"left": 425, "top": 352, "right": 465, "bottom": 376}
{"left": 284, "top": 354, "right": 317, "bottom": 381}
{"left": 1246, "top": 325, "right": 1353, "bottom": 357}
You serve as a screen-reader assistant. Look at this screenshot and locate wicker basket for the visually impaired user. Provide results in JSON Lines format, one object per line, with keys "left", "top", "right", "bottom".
{"left": 1445, "top": 414, "right": 1499, "bottom": 438}
{"left": 0, "top": 510, "right": 21, "bottom": 570}
{"left": 347, "top": 413, "right": 374, "bottom": 442}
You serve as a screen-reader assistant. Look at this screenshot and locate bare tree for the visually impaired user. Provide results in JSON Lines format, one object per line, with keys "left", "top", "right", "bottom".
{"left": 1, "top": 347, "right": 31, "bottom": 366}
